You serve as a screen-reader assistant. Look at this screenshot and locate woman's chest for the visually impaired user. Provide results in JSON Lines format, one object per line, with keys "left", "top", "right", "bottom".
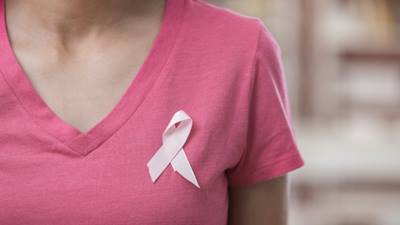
{"left": 12, "top": 41, "right": 153, "bottom": 134}
{"left": 0, "top": 89, "right": 239, "bottom": 225}
{"left": 0, "top": 62, "right": 247, "bottom": 224}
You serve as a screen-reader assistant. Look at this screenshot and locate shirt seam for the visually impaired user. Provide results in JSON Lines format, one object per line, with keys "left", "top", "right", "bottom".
{"left": 232, "top": 151, "right": 304, "bottom": 186}
{"left": 0, "top": 70, "right": 72, "bottom": 150}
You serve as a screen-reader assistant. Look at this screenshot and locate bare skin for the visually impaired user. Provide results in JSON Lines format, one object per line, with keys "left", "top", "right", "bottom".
{"left": 228, "top": 175, "right": 289, "bottom": 225}
{"left": 5, "top": 0, "right": 165, "bottom": 133}
{"left": 5, "top": 1, "right": 290, "bottom": 224}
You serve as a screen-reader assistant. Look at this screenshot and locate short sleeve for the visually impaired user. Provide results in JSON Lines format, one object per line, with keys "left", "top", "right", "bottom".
{"left": 226, "top": 20, "right": 305, "bottom": 188}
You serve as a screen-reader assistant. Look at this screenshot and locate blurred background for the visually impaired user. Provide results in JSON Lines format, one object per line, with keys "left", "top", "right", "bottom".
{"left": 207, "top": 0, "right": 400, "bottom": 225}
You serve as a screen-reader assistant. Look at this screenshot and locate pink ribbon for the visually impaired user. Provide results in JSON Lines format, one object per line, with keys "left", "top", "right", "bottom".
{"left": 147, "top": 110, "right": 200, "bottom": 188}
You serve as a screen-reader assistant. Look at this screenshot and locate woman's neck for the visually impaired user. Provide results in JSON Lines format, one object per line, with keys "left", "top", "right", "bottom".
{"left": 5, "top": 0, "right": 164, "bottom": 44}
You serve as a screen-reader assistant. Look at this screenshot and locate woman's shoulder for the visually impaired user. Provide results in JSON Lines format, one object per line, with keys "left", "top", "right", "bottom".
{"left": 186, "top": 0, "right": 264, "bottom": 36}
{"left": 182, "top": 0, "right": 276, "bottom": 66}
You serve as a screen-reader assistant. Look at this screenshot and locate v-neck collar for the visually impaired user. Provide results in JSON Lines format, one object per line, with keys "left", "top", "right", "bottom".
{"left": 0, "top": 0, "right": 187, "bottom": 156}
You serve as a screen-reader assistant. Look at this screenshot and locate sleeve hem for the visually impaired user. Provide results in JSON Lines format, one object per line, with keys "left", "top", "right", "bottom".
{"left": 228, "top": 152, "right": 305, "bottom": 188}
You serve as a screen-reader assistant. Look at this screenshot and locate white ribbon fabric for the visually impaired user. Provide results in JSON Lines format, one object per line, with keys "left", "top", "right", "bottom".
{"left": 146, "top": 110, "right": 200, "bottom": 189}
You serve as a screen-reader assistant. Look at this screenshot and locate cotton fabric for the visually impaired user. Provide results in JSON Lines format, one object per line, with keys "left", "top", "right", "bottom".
{"left": 0, "top": 0, "right": 305, "bottom": 224}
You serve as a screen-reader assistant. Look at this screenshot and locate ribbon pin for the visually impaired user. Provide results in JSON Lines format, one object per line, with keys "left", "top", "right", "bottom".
{"left": 146, "top": 110, "right": 200, "bottom": 188}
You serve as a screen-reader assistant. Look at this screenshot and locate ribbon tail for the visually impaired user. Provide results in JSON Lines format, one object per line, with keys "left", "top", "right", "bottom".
{"left": 171, "top": 148, "right": 200, "bottom": 189}
{"left": 147, "top": 145, "right": 171, "bottom": 183}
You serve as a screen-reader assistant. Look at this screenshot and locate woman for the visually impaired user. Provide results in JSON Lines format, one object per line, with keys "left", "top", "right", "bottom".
{"left": 0, "top": 0, "right": 305, "bottom": 224}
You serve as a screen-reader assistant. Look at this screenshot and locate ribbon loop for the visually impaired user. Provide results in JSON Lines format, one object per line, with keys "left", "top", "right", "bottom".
{"left": 147, "top": 110, "right": 200, "bottom": 188}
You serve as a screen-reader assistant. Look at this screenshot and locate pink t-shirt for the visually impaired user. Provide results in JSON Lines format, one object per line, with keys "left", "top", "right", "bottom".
{"left": 0, "top": 0, "right": 305, "bottom": 224}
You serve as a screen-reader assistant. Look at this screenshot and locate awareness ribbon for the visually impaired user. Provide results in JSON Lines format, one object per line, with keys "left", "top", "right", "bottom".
{"left": 146, "top": 110, "right": 200, "bottom": 188}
